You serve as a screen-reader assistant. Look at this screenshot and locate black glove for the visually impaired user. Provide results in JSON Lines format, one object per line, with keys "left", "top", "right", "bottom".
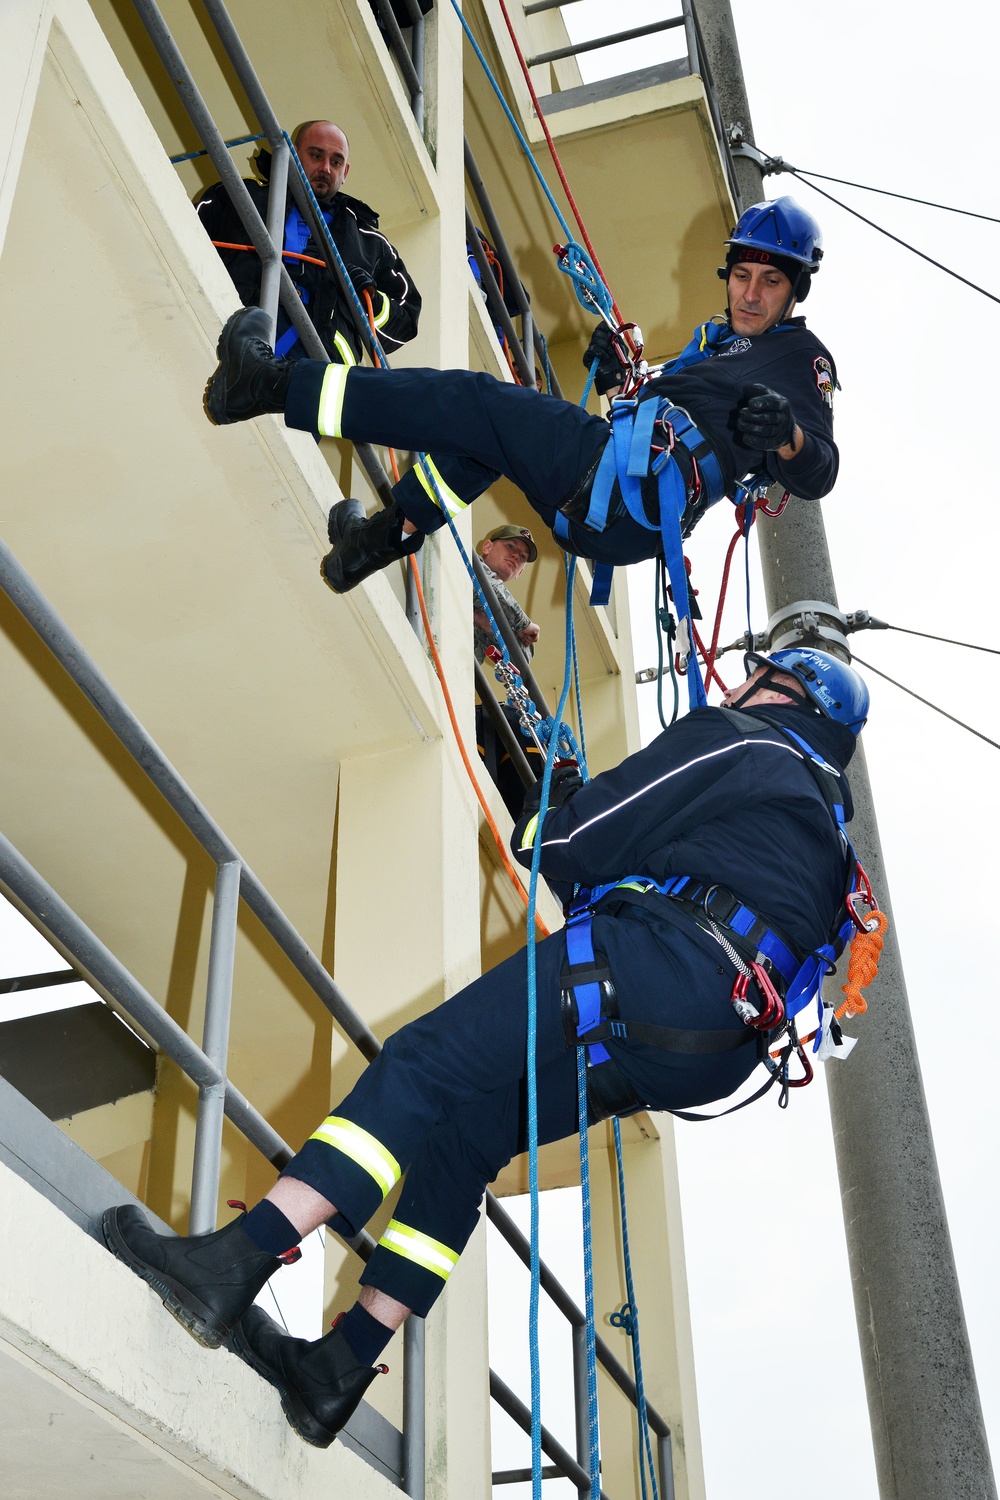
{"left": 582, "top": 324, "right": 627, "bottom": 396}
{"left": 520, "top": 763, "right": 583, "bottom": 818}
{"left": 345, "top": 263, "right": 378, "bottom": 298}
{"left": 735, "top": 384, "right": 797, "bottom": 451}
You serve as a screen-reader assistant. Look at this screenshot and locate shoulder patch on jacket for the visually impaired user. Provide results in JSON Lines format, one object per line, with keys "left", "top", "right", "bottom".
{"left": 813, "top": 356, "right": 835, "bottom": 409}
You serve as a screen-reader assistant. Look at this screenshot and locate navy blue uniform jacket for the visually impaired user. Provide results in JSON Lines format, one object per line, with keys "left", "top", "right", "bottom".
{"left": 645, "top": 318, "right": 838, "bottom": 501}
{"left": 513, "top": 703, "right": 856, "bottom": 960}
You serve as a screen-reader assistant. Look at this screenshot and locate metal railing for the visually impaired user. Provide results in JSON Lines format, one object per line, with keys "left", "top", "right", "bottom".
{"left": 370, "top": 0, "right": 427, "bottom": 131}
{"left": 131, "top": 0, "right": 404, "bottom": 506}
{"left": 0, "top": 3, "right": 681, "bottom": 1491}
{"left": 0, "top": 531, "right": 425, "bottom": 1492}
{"left": 486, "top": 1193, "right": 675, "bottom": 1498}
{"left": 515, "top": 0, "right": 743, "bottom": 211}
{"left": 0, "top": 532, "right": 676, "bottom": 1498}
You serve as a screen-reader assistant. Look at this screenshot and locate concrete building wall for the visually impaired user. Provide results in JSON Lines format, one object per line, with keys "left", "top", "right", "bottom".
{"left": 0, "top": 0, "right": 739, "bottom": 1492}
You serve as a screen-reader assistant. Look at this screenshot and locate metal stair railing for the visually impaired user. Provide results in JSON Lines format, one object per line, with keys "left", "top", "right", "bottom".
{"left": 486, "top": 1191, "right": 675, "bottom": 1498}
{"left": 0, "top": 534, "right": 677, "bottom": 1498}
{"left": 0, "top": 532, "right": 426, "bottom": 1495}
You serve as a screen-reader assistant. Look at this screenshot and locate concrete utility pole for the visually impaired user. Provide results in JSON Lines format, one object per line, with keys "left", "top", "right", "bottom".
{"left": 692, "top": 4, "right": 997, "bottom": 1496}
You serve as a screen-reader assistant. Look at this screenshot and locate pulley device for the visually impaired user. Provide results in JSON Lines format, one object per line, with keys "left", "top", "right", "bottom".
{"left": 483, "top": 645, "right": 579, "bottom": 764}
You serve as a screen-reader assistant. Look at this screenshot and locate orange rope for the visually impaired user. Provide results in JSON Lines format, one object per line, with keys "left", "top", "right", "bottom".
{"left": 356, "top": 292, "right": 547, "bottom": 935}
{"left": 836, "top": 910, "right": 888, "bottom": 1019}
{"left": 409, "top": 555, "right": 548, "bottom": 937}
{"left": 211, "top": 240, "right": 329, "bottom": 269}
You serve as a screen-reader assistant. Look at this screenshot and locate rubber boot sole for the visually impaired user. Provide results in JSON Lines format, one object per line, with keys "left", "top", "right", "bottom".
{"left": 229, "top": 1320, "right": 338, "bottom": 1446}
{"left": 101, "top": 1208, "right": 229, "bottom": 1350}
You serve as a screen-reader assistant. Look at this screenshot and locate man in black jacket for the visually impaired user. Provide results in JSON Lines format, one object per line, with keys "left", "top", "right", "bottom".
{"left": 203, "top": 197, "right": 834, "bottom": 597}
{"left": 196, "top": 121, "right": 421, "bottom": 365}
{"left": 102, "top": 648, "right": 869, "bottom": 1451}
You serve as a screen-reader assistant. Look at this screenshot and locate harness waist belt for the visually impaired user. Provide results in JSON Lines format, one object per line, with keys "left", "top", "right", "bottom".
{"left": 595, "top": 875, "right": 801, "bottom": 988}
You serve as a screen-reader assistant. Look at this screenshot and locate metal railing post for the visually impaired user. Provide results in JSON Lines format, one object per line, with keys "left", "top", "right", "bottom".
{"left": 571, "top": 1319, "right": 590, "bottom": 1476}
{"left": 658, "top": 1430, "right": 676, "bottom": 1500}
{"left": 370, "top": 0, "right": 425, "bottom": 121}
{"left": 680, "top": 0, "right": 699, "bottom": 78}
{"left": 189, "top": 858, "right": 241, "bottom": 1233}
{"left": 260, "top": 137, "right": 289, "bottom": 340}
{"left": 465, "top": 209, "right": 535, "bottom": 387}
{"left": 463, "top": 142, "right": 534, "bottom": 331}
{"left": 403, "top": 1315, "right": 426, "bottom": 1498}
{"left": 403, "top": 0, "right": 427, "bottom": 135}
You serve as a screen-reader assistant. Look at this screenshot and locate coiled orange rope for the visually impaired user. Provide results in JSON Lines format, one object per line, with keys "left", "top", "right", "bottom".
{"left": 836, "top": 910, "right": 889, "bottom": 1019}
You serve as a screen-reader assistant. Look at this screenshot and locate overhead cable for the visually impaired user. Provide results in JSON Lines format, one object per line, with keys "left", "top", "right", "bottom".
{"left": 851, "top": 652, "right": 1000, "bottom": 751}
{"left": 880, "top": 623, "right": 1000, "bottom": 656}
{"left": 769, "top": 164, "right": 1000, "bottom": 225}
{"left": 749, "top": 146, "right": 1000, "bottom": 307}
{"left": 781, "top": 169, "right": 1000, "bottom": 307}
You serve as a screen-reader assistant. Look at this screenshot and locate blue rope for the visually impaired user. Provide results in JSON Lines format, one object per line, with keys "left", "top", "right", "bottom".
{"left": 538, "top": 331, "right": 555, "bottom": 395}
{"left": 577, "top": 1048, "right": 601, "bottom": 1500}
{"left": 611, "top": 1118, "right": 659, "bottom": 1500}
{"left": 448, "top": 0, "right": 612, "bottom": 319}
{"left": 169, "top": 131, "right": 265, "bottom": 164}
{"left": 524, "top": 557, "right": 580, "bottom": 1500}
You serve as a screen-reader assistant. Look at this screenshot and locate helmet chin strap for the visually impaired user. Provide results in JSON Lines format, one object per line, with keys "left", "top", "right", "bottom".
{"left": 730, "top": 667, "right": 816, "bottom": 714}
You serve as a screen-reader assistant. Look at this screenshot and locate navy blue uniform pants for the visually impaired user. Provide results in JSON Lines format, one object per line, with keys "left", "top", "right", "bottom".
{"left": 285, "top": 364, "right": 664, "bottom": 566}
{"left": 283, "top": 908, "right": 756, "bottom": 1316}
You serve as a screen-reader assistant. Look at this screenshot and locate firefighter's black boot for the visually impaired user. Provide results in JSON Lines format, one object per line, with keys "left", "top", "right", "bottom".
{"left": 231, "top": 1307, "right": 385, "bottom": 1448}
{"left": 204, "top": 306, "right": 296, "bottom": 426}
{"left": 102, "top": 1205, "right": 281, "bottom": 1349}
{"left": 320, "top": 498, "right": 423, "bottom": 594}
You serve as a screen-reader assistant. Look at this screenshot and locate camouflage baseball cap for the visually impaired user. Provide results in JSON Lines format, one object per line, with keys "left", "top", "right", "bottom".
{"left": 483, "top": 524, "right": 537, "bottom": 563}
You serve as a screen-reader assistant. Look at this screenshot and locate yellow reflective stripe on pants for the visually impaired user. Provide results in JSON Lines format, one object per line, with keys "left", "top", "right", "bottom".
{"left": 377, "top": 1219, "right": 460, "bottom": 1281}
{"left": 372, "top": 291, "right": 391, "bottom": 329}
{"left": 317, "top": 365, "right": 350, "bottom": 438}
{"left": 308, "top": 1116, "right": 401, "bottom": 1198}
{"left": 414, "top": 457, "right": 467, "bottom": 519}
{"left": 332, "top": 331, "right": 357, "bottom": 367}
{"left": 518, "top": 812, "right": 539, "bottom": 851}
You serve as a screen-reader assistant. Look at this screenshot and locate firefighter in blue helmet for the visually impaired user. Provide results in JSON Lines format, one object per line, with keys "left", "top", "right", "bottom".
{"left": 104, "top": 649, "right": 869, "bottom": 1451}
{"left": 202, "top": 197, "right": 836, "bottom": 595}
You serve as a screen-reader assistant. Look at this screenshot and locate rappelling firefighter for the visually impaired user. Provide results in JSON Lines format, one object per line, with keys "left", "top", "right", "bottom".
{"left": 202, "top": 196, "right": 835, "bottom": 625}
{"left": 104, "top": 648, "right": 877, "bottom": 1452}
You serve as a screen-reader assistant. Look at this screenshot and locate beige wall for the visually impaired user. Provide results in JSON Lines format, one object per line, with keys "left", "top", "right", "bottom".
{"left": 0, "top": 0, "right": 738, "bottom": 1492}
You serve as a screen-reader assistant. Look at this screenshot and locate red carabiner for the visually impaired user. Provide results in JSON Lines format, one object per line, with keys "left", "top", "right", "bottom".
{"left": 748, "top": 962, "right": 785, "bottom": 1031}
{"left": 846, "top": 861, "right": 880, "bottom": 933}
{"left": 731, "top": 966, "right": 785, "bottom": 1032}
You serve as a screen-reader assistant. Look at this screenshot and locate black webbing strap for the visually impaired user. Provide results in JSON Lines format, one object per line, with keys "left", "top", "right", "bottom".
{"left": 578, "top": 1018, "right": 756, "bottom": 1056}
{"left": 668, "top": 1066, "right": 782, "bottom": 1122}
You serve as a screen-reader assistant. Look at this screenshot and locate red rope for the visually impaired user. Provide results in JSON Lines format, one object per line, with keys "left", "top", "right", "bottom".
{"left": 494, "top": 0, "right": 623, "bottom": 327}
{"left": 691, "top": 622, "right": 728, "bottom": 694}
{"left": 702, "top": 521, "right": 745, "bottom": 688}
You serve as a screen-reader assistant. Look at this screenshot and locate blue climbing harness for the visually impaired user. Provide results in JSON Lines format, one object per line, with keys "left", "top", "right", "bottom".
{"left": 561, "top": 723, "right": 873, "bottom": 1102}
{"left": 554, "top": 395, "right": 726, "bottom": 709}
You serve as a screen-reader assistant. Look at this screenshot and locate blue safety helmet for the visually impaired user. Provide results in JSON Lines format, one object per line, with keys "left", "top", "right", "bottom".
{"left": 745, "top": 648, "right": 869, "bottom": 734}
{"left": 719, "top": 196, "right": 823, "bottom": 301}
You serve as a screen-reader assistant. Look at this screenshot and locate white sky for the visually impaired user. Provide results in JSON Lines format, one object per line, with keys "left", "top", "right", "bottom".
{"left": 489, "top": 2, "right": 1000, "bottom": 1497}
{"left": 1, "top": 3, "right": 997, "bottom": 1497}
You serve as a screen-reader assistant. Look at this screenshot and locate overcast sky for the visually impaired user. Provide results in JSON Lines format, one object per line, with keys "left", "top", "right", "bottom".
{"left": 491, "top": 1, "right": 1000, "bottom": 1497}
